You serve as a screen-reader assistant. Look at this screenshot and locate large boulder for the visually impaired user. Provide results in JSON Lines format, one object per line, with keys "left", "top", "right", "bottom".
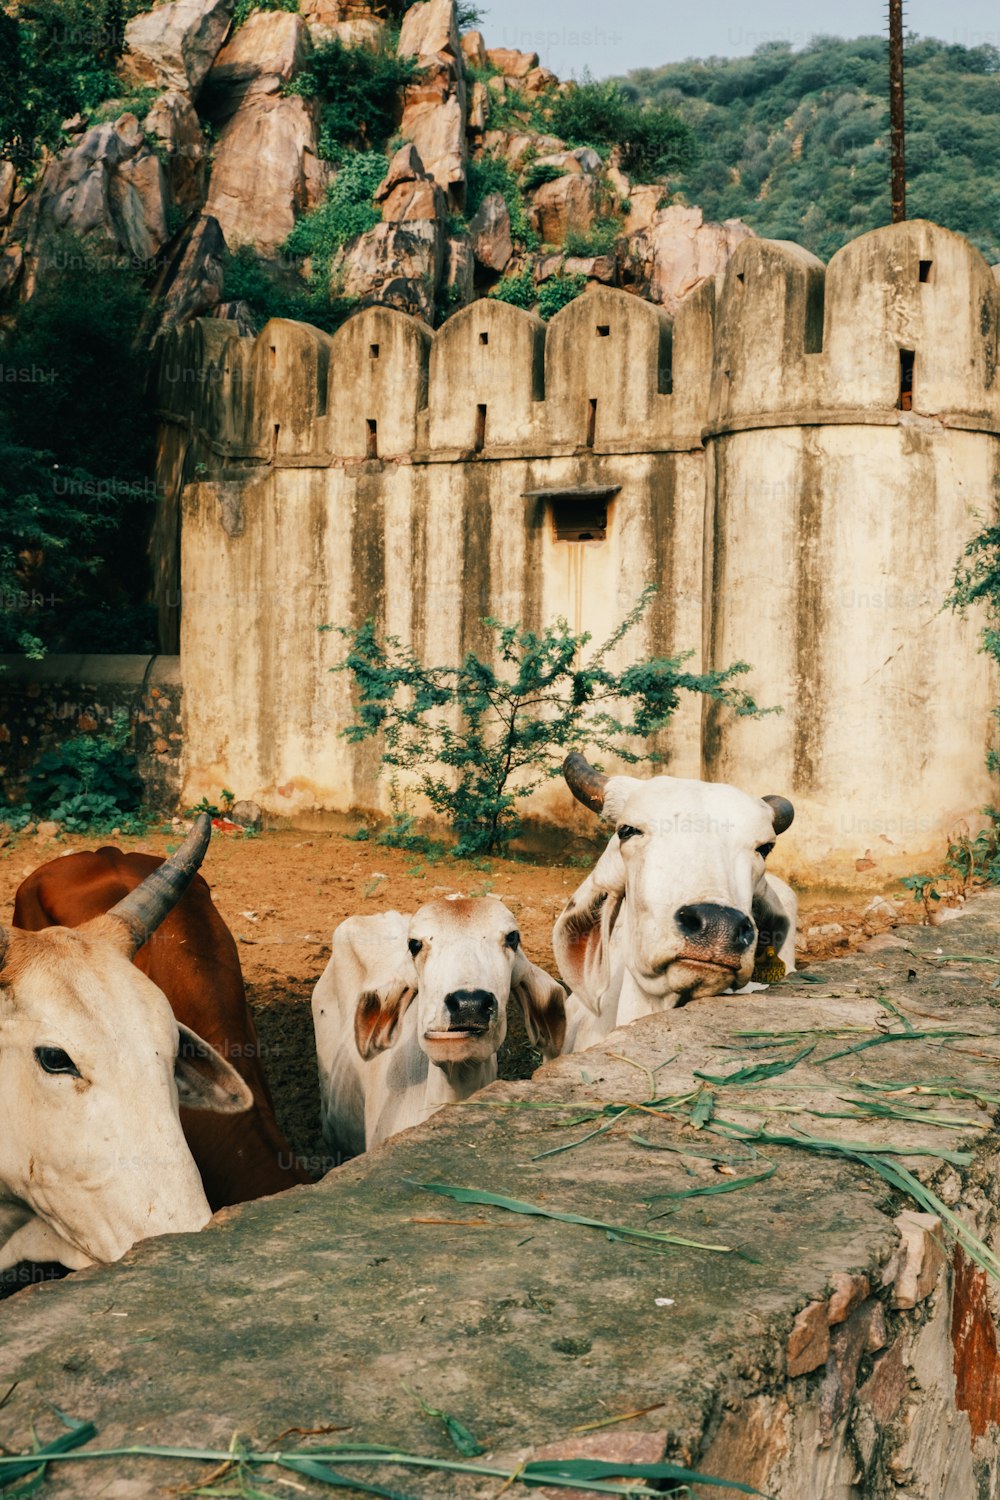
{"left": 399, "top": 0, "right": 460, "bottom": 64}
{"left": 468, "top": 190, "right": 511, "bottom": 272}
{"left": 120, "top": 0, "right": 234, "bottom": 98}
{"left": 530, "top": 172, "right": 598, "bottom": 246}
{"left": 202, "top": 10, "right": 311, "bottom": 121}
{"left": 618, "top": 203, "right": 755, "bottom": 312}
{"left": 204, "top": 93, "right": 326, "bottom": 252}
{"left": 143, "top": 90, "right": 208, "bottom": 209}
{"left": 459, "top": 29, "right": 486, "bottom": 70}
{"left": 331, "top": 219, "right": 443, "bottom": 322}
{"left": 375, "top": 143, "right": 445, "bottom": 222}
{"left": 485, "top": 46, "right": 538, "bottom": 78}
{"left": 10, "top": 113, "right": 171, "bottom": 266}
{"left": 399, "top": 67, "right": 466, "bottom": 202}
{"left": 149, "top": 212, "right": 226, "bottom": 334}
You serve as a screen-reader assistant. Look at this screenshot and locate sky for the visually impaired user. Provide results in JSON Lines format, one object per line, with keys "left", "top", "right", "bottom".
{"left": 474, "top": 0, "right": 1000, "bottom": 80}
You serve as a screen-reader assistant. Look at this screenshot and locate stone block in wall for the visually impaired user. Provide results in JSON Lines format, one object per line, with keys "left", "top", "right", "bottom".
{"left": 0, "top": 656, "right": 183, "bottom": 813}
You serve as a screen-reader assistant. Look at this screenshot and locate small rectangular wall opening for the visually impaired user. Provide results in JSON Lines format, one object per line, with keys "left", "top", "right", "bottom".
{"left": 474, "top": 404, "right": 487, "bottom": 452}
{"left": 269, "top": 345, "right": 277, "bottom": 369}
{"left": 919, "top": 259, "right": 933, "bottom": 283}
{"left": 478, "top": 331, "right": 489, "bottom": 345}
{"left": 551, "top": 496, "right": 608, "bottom": 542}
{"left": 585, "top": 398, "right": 597, "bottom": 448}
{"left": 736, "top": 271, "right": 745, "bottom": 285}
{"left": 898, "top": 349, "right": 915, "bottom": 411}
{"left": 365, "top": 418, "right": 378, "bottom": 458}
{"left": 596, "top": 324, "right": 610, "bottom": 338}
{"left": 369, "top": 343, "right": 380, "bottom": 359}
{"left": 272, "top": 422, "right": 280, "bottom": 456}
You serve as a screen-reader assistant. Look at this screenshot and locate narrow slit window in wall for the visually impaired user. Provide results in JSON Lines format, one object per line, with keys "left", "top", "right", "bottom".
{"left": 269, "top": 345, "right": 276, "bottom": 368}
{"left": 474, "top": 404, "right": 487, "bottom": 452}
{"left": 522, "top": 484, "right": 621, "bottom": 544}
{"left": 898, "top": 349, "right": 915, "bottom": 411}
{"left": 272, "top": 422, "right": 280, "bottom": 456}
{"left": 366, "top": 418, "right": 378, "bottom": 458}
{"left": 585, "top": 398, "right": 597, "bottom": 448}
{"left": 369, "top": 343, "right": 380, "bottom": 359}
{"left": 919, "top": 260, "right": 932, "bottom": 283}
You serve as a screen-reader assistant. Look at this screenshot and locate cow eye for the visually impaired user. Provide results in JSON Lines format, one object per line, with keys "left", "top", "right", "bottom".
{"left": 757, "top": 842, "right": 775, "bottom": 859}
{"left": 408, "top": 938, "right": 423, "bottom": 956}
{"left": 617, "top": 825, "right": 641, "bottom": 843}
{"left": 504, "top": 930, "right": 520, "bottom": 950}
{"left": 34, "top": 1047, "right": 81, "bottom": 1078}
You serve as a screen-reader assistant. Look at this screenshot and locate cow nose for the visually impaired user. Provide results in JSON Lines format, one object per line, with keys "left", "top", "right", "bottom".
{"left": 444, "top": 989, "right": 497, "bottom": 1029}
{"left": 674, "top": 903, "right": 755, "bottom": 953}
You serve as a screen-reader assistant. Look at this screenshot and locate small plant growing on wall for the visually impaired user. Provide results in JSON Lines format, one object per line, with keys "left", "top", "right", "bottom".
{"left": 329, "top": 587, "right": 769, "bottom": 857}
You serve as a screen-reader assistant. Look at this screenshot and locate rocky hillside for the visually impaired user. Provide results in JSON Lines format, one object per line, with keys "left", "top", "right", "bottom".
{"left": 1, "top": 0, "right": 756, "bottom": 336}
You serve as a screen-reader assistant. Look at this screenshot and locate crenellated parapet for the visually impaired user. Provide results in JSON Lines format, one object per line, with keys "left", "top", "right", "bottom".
{"left": 155, "top": 282, "right": 716, "bottom": 464}
{"left": 708, "top": 219, "right": 1000, "bottom": 436}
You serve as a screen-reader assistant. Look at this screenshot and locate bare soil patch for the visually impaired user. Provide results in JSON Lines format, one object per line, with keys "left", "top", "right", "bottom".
{"left": 0, "top": 826, "right": 922, "bottom": 1172}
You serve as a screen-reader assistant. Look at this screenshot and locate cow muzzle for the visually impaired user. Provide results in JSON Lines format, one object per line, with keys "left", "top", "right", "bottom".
{"left": 424, "top": 989, "right": 499, "bottom": 1061}
{"left": 672, "top": 903, "right": 755, "bottom": 966}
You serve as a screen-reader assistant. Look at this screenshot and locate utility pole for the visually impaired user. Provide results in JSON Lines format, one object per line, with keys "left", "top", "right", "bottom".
{"left": 889, "top": 0, "right": 906, "bottom": 222}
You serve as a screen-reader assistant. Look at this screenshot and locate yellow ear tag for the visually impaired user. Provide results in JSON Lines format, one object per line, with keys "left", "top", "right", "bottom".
{"left": 752, "top": 945, "right": 786, "bottom": 985}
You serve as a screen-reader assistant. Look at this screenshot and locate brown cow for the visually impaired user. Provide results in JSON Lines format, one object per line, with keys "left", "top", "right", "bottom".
{"left": 14, "top": 841, "right": 313, "bottom": 1210}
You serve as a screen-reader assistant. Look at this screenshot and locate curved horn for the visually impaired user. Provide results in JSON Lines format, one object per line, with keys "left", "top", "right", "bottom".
{"left": 762, "top": 795, "right": 794, "bottom": 835}
{"left": 106, "top": 812, "right": 212, "bottom": 954}
{"left": 563, "top": 752, "right": 609, "bottom": 815}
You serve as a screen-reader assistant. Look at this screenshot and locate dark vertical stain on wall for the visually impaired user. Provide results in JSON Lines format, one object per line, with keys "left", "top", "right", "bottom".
{"left": 349, "top": 468, "right": 387, "bottom": 792}
{"left": 409, "top": 468, "right": 429, "bottom": 663}
{"left": 460, "top": 465, "right": 492, "bottom": 659}
{"left": 701, "top": 441, "right": 727, "bottom": 774}
{"left": 794, "top": 433, "right": 824, "bottom": 792}
{"left": 644, "top": 455, "right": 678, "bottom": 766}
{"left": 520, "top": 464, "right": 545, "bottom": 635}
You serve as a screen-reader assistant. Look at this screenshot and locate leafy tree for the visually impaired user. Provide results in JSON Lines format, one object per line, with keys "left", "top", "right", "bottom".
{"left": 949, "top": 520, "right": 1000, "bottom": 775}
{"left": 0, "top": 240, "right": 157, "bottom": 654}
{"left": 622, "top": 34, "right": 1000, "bottom": 262}
{"left": 331, "top": 587, "right": 767, "bottom": 856}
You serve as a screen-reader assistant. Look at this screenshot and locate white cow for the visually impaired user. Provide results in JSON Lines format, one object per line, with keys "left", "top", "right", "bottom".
{"left": 554, "top": 754, "right": 798, "bottom": 1052}
{"left": 0, "top": 816, "right": 252, "bottom": 1273}
{"left": 312, "top": 895, "right": 566, "bottom": 1156}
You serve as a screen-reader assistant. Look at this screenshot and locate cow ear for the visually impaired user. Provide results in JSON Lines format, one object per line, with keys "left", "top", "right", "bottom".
{"left": 175, "top": 1023, "right": 253, "bottom": 1114}
{"left": 512, "top": 951, "right": 566, "bottom": 1059}
{"left": 354, "top": 978, "right": 417, "bottom": 1060}
{"left": 552, "top": 839, "right": 626, "bottom": 1015}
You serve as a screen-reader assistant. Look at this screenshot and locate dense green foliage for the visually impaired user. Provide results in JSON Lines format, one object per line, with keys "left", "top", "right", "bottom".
{"left": 231, "top": 0, "right": 298, "bottom": 30}
{"left": 13, "top": 713, "right": 144, "bottom": 831}
{"left": 535, "top": 273, "right": 587, "bottom": 320}
{"left": 0, "top": 0, "right": 153, "bottom": 173}
{"left": 623, "top": 34, "right": 1000, "bottom": 262}
{"left": 0, "top": 243, "right": 157, "bottom": 655}
{"left": 332, "top": 588, "right": 765, "bottom": 856}
{"left": 287, "top": 37, "right": 415, "bottom": 161}
{"left": 950, "top": 521, "right": 1000, "bottom": 774}
{"left": 548, "top": 75, "right": 696, "bottom": 178}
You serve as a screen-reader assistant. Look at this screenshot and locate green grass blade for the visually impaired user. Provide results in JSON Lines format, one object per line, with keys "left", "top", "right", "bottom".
{"left": 402, "top": 1385, "right": 485, "bottom": 1457}
{"left": 694, "top": 1044, "right": 815, "bottom": 1086}
{"left": 409, "top": 1181, "right": 733, "bottom": 1253}
{"left": 646, "top": 1161, "right": 777, "bottom": 1203}
{"left": 277, "top": 1454, "right": 421, "bottom": 1497}
{"left": 0, "top": 1422, "right": 98, "bottom": 1484}
{"left": 521, "top": 1457, "right": 771, "bottom": 1495}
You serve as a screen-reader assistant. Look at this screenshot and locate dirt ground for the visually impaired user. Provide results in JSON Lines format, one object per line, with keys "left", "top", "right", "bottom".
{"left": 0, "top": 823, "right": 929, "bottom": 1176}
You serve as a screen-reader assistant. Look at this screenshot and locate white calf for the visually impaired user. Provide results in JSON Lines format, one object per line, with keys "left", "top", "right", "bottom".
{"left": 312, "top": 896, "right": 565, "bottom": 1155}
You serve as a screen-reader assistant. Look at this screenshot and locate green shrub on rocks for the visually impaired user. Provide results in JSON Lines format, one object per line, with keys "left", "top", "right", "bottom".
{"left": 11, "top": 712, "right": 145, "bottom": 833}
{"left": 536, "top": 272, "right": 587, "bottom": 319}
{"left": 287, "top": 38, "right": 416, "bottom": 160}
{"left": 547, "top": 74, "right": 695, "bottom": 179}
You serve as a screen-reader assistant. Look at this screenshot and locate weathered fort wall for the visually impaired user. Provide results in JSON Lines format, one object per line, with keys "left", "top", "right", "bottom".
{"left": 154, "top": 219, "right": 1000, "bottom": 885}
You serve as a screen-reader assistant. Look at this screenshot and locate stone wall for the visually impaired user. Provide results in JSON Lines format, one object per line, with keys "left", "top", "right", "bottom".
{"left": 153, "top": 219, "right": 1000, "bottom": 884}
{"left": 0, "top": 655, "right": 183, "bottom": 812}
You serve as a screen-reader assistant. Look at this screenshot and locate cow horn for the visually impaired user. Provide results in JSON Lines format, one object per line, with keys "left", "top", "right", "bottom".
{"left": 563, "top": 752, "right": 609, "bottom": 814}
{"left": 106, "top": 812, "right": 213, "bottom": 954}
{"left": 762, "top": 795, "right": 794, "bottom": 835}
